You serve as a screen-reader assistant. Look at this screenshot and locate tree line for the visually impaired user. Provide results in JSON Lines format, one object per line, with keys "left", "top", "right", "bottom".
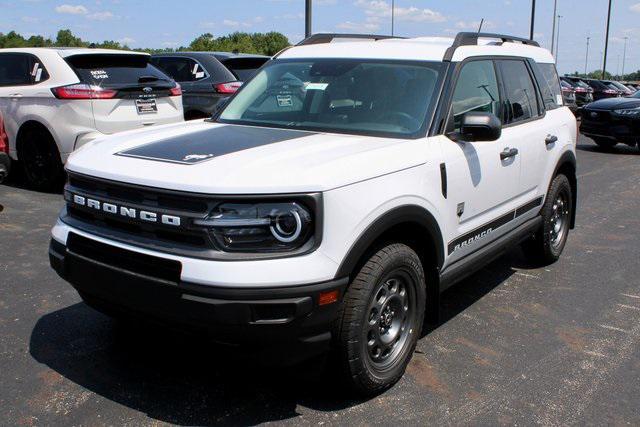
{"left": 0, "top": 29, "right": 290, "bottom": 56}
{"left": 567, "top": 69, "right": 640, "bottom": 82}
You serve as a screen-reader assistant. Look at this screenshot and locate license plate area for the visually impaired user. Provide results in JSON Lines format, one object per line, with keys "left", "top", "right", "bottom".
{"left": 136, "top": 99, "right": 157, "bottom": 114}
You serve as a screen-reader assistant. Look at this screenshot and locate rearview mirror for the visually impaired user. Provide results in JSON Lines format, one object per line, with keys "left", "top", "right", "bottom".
{"left": 460, "top": 112, "right": 502, "bottom": 142}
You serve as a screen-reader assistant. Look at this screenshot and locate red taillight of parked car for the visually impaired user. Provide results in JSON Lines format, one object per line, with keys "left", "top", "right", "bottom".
{"left": 603, "top": 89, "right": 619, "bottom": 96}
{"left": 51, "top": 83, "right": 117, "bottom": 100}
{"left": 0, "top": 114, "right": 8, "bottom": 155}
{"left": 574, "top": 87, "right": 588, "bottom": 93}
{"left": 214, "top": 81, "right": 243, "bottom": 94}
{"left": 169, "top": 83, "right": 182, "bottom": 97}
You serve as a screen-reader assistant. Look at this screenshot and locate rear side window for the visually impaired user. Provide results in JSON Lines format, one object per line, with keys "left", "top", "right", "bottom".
{"left": 66, "top": 54, "right": 171, "bottom": 87}
{"left": 151, "top": 57, "right": 207, "bottom": 82}
{"left": 537, "top": 63, "right": 562, "bottom": 110}
{"left": 448, "top": 60, "right": 500, "bottom": 133}
{"left": 498, "top": 60, "right": 540, "bottom": 125}
{"left": 220, "top": 57, "right": 269, "bottom": 81}
{"left": 0, "top": 53, "right": 49, "bottom": 87}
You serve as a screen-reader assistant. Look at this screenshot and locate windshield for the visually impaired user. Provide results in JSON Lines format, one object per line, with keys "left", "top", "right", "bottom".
{"left": 218, "top": 59, "right": 443, "bottom": 138}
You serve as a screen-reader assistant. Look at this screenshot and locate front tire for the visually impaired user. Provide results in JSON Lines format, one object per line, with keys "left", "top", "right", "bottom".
{"left": 333, "top": 243, "right": 426, "bottom": 395}
{"left": 522, "top": 174, "right": 573, "bottom": 264}
{"left": 19, "top": 126, "right": 64, "bottom": 192}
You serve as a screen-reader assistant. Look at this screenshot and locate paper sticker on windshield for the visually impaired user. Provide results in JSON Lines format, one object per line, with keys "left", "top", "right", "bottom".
{"left": 556, "top": 94, "right": 563, "bottom": 105}
{"left": 91, "top": 70, "right": 109, "bottom": 79}
{"left": 305, "top": 82, "right": 328, "bottom": 91}
{"left": 277, "top": 95, "right": 293, "bottom": 107}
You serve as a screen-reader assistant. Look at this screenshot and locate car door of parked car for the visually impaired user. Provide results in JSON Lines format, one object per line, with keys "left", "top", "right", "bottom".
{"left": 439, "top": 59, "right": 522, "bottom": 264}
{"left": 0, "top": 53, "right": 50, "bottom": 156}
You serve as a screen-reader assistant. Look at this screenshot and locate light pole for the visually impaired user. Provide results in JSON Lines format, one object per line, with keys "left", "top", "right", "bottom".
{"left": 584, "top": 36, "right": 590, "bottom": 75}
{"left": 602, "top": 0, "right": 612, "bottom": 79}
{"left": 391, "top": 0, "right": 395, "bottom": 36}
{"left": 622, "top": 37, "right": 629, "bottom": 80}
{"left": 305, "top": 0, "right": 312, "bottom": 38}
{"left": 550, "top": 0, "right": 558, "bottom": 53}
{"left": 555, "top": 15, "right": 562, "bottom": 63}
{"left": 530, "top": 0, "right": 536, "bottom": 40}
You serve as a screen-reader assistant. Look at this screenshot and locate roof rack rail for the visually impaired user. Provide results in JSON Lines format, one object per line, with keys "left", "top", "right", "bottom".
{"left": 296, "top": 33, "right": 405, "bottom": 46}
{"left": 444, "top": 32, "right": 540, "bottom": 61}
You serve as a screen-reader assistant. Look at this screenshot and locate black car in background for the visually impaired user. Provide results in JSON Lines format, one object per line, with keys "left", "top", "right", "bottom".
{"left": 560, "top": 79, "right": 578, "bottom": 113}
{"left": 565, "top": 77, "right": 620, "bottom": 101}
{"left": 581, "top": 91, "right": 640, "bottom": 150}
{"left": 603, "top": 80, "right": 635, "bottom": 97}
{"left": 560, "top": 77, "right": 594, "bottom": 107}
{"left": 151, "top": 52, "right": 269, "bottom": 120}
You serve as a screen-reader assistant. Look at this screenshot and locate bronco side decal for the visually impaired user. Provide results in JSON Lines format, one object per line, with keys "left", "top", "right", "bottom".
{"left": 448, "top": 196, "right": 544, "bottom": 255}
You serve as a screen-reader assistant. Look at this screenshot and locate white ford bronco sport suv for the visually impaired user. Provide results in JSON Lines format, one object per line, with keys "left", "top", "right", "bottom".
{"left": 49, "top": 33, "right": 577, "bottom": 394}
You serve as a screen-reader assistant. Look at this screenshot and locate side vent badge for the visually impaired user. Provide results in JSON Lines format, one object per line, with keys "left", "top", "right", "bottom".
{"left": 457, "top": 202, "right": 465, "bottom": 218}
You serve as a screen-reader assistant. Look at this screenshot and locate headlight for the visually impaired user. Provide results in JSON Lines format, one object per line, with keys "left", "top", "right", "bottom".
{"left": 194, "top": 202, "right": 314, "bottom": 252}
{"left": 614, "top": 107, "right": 640, "bottom": 116}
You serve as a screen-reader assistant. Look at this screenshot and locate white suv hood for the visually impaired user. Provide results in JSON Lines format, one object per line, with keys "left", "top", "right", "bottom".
{"left": 66, "top": 121, "right": 426, "bottom": 194}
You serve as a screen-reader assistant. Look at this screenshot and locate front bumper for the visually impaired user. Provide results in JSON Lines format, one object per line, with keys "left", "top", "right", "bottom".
{"left": 0, "top": 152, "right": 10, "bottom": 183}
{"left": 580, "top": 112, "right": 640, "bottom": 146}
{"left": 49, "top": 233, "right": 348, "bottom": 363}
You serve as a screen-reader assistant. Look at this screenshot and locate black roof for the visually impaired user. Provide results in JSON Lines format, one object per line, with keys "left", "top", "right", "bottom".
{"left": 151, "top": 51, "right": 269, "bottom": 59}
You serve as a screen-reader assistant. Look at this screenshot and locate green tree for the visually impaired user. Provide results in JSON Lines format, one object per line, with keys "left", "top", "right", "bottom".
{"left": 55, "top": 29, "right": 85, "bottom": 47}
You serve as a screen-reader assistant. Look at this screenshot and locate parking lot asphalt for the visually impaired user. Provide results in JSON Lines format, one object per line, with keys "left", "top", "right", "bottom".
{"left": 1, "top": 135, "right": 640, "bottom": 426}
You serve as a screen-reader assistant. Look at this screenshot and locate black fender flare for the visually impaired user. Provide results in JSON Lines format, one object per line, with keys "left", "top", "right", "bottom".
{"left": 334, "top": 205, "right": 445, "bottom": 279}
{"left": 551, "top": 150, "right": 578, "bottom": 228}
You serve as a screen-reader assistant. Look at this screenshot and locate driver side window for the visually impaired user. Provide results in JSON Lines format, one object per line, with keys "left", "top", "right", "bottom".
{"left": 448, "top": 60, "right": 500, "bottom": 133}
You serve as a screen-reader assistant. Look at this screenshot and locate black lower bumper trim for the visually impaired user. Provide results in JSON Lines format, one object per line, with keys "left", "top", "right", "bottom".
{"left": 49, "top": 236, "right": 348, "bottom": 363}
{"left": 0, "top": 153, "right": 10, "bottom": 182}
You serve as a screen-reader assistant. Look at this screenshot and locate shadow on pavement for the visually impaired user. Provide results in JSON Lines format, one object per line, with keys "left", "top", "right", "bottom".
{"left": 30, "top": 248, "right": 530, "bottom": 425}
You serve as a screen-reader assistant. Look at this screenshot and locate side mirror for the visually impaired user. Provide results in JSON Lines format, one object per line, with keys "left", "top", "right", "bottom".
{"left": 460, "top": 112, "right": 502, "bottom": 141}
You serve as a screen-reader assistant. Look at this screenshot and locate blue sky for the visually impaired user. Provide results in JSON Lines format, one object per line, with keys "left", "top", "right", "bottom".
{"left": 1, "top": 0, "right": 639, "bottom": 75}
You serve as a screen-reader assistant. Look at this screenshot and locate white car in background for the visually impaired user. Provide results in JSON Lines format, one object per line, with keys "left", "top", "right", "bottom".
{"left": 0, "top": 48, "right": 184, "bottom": 190}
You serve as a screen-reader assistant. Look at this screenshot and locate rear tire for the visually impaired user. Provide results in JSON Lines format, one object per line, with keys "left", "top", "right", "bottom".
{"left": 19, "top": 126, "right": 64, "bottom": 192}
{"left": 522, "top": 174, "right": 573, "bottom": 265}
{"left": 333, "top": 243, "right": 426, "bottom": 395}
{"left": 593, "top": 138, "right": 617, "bottom": 150}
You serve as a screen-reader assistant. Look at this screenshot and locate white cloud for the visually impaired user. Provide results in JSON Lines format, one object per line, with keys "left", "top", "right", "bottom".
{"left": 336, "top": 19, "right": 381, "bottom": 32}
{"left": 55, "top": 4, "right": 88, "bottom": 14}
{"left": 355, "top": 0, "right": 445, "bottom": 23}
{"left": 631, "top": 3, "right": 640, "bottom": 13}
{"left": 455, "top": 20, "right": 495, "bottom": 30}
{"left": 222, "top": 16, "right": 262, "bottom": 28}
{"left": 118, "top": 37, "right": 135, "bottom": 45}
{"left": 87, "top": 11, "right": 114, "bottom": 20}
{"left": 21, "top": 16, "right": 40, "bottom": 23}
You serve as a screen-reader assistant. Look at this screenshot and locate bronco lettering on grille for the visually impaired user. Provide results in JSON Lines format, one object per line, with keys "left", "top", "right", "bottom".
{"left": 71, "top": 194, "right": 181, "bottom": 227}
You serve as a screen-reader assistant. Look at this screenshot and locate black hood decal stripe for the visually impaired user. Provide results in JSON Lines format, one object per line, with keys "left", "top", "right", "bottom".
{"left": 116, "top": 125, "right": 316, "bottom": 165}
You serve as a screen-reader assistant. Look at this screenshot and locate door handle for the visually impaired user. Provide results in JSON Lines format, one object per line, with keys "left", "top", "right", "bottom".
{"left": 9, "top": 93, "right": 22, "bottom": 99}
{"left": 545, "top": 134, "right": 558, "bottom": 145}
{"left": 500, "top": 147, "right": 519, "bottom": 160}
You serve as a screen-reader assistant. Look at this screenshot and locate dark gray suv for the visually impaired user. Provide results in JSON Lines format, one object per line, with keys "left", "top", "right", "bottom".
{"left": 151, "top": 52, "right": 269, "bottom": 120}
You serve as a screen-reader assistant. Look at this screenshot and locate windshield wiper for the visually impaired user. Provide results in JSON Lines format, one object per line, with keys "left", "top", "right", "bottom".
{"left": 138, "top": 75, "right": 170, "bottom": 83}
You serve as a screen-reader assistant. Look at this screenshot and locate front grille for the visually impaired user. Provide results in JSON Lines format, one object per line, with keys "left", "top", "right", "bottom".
{"left": 68, "top": 174, "right": 209, "bottom": 213}
{"left": 64, "top": 173, "right": 215, "bottom": 251}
